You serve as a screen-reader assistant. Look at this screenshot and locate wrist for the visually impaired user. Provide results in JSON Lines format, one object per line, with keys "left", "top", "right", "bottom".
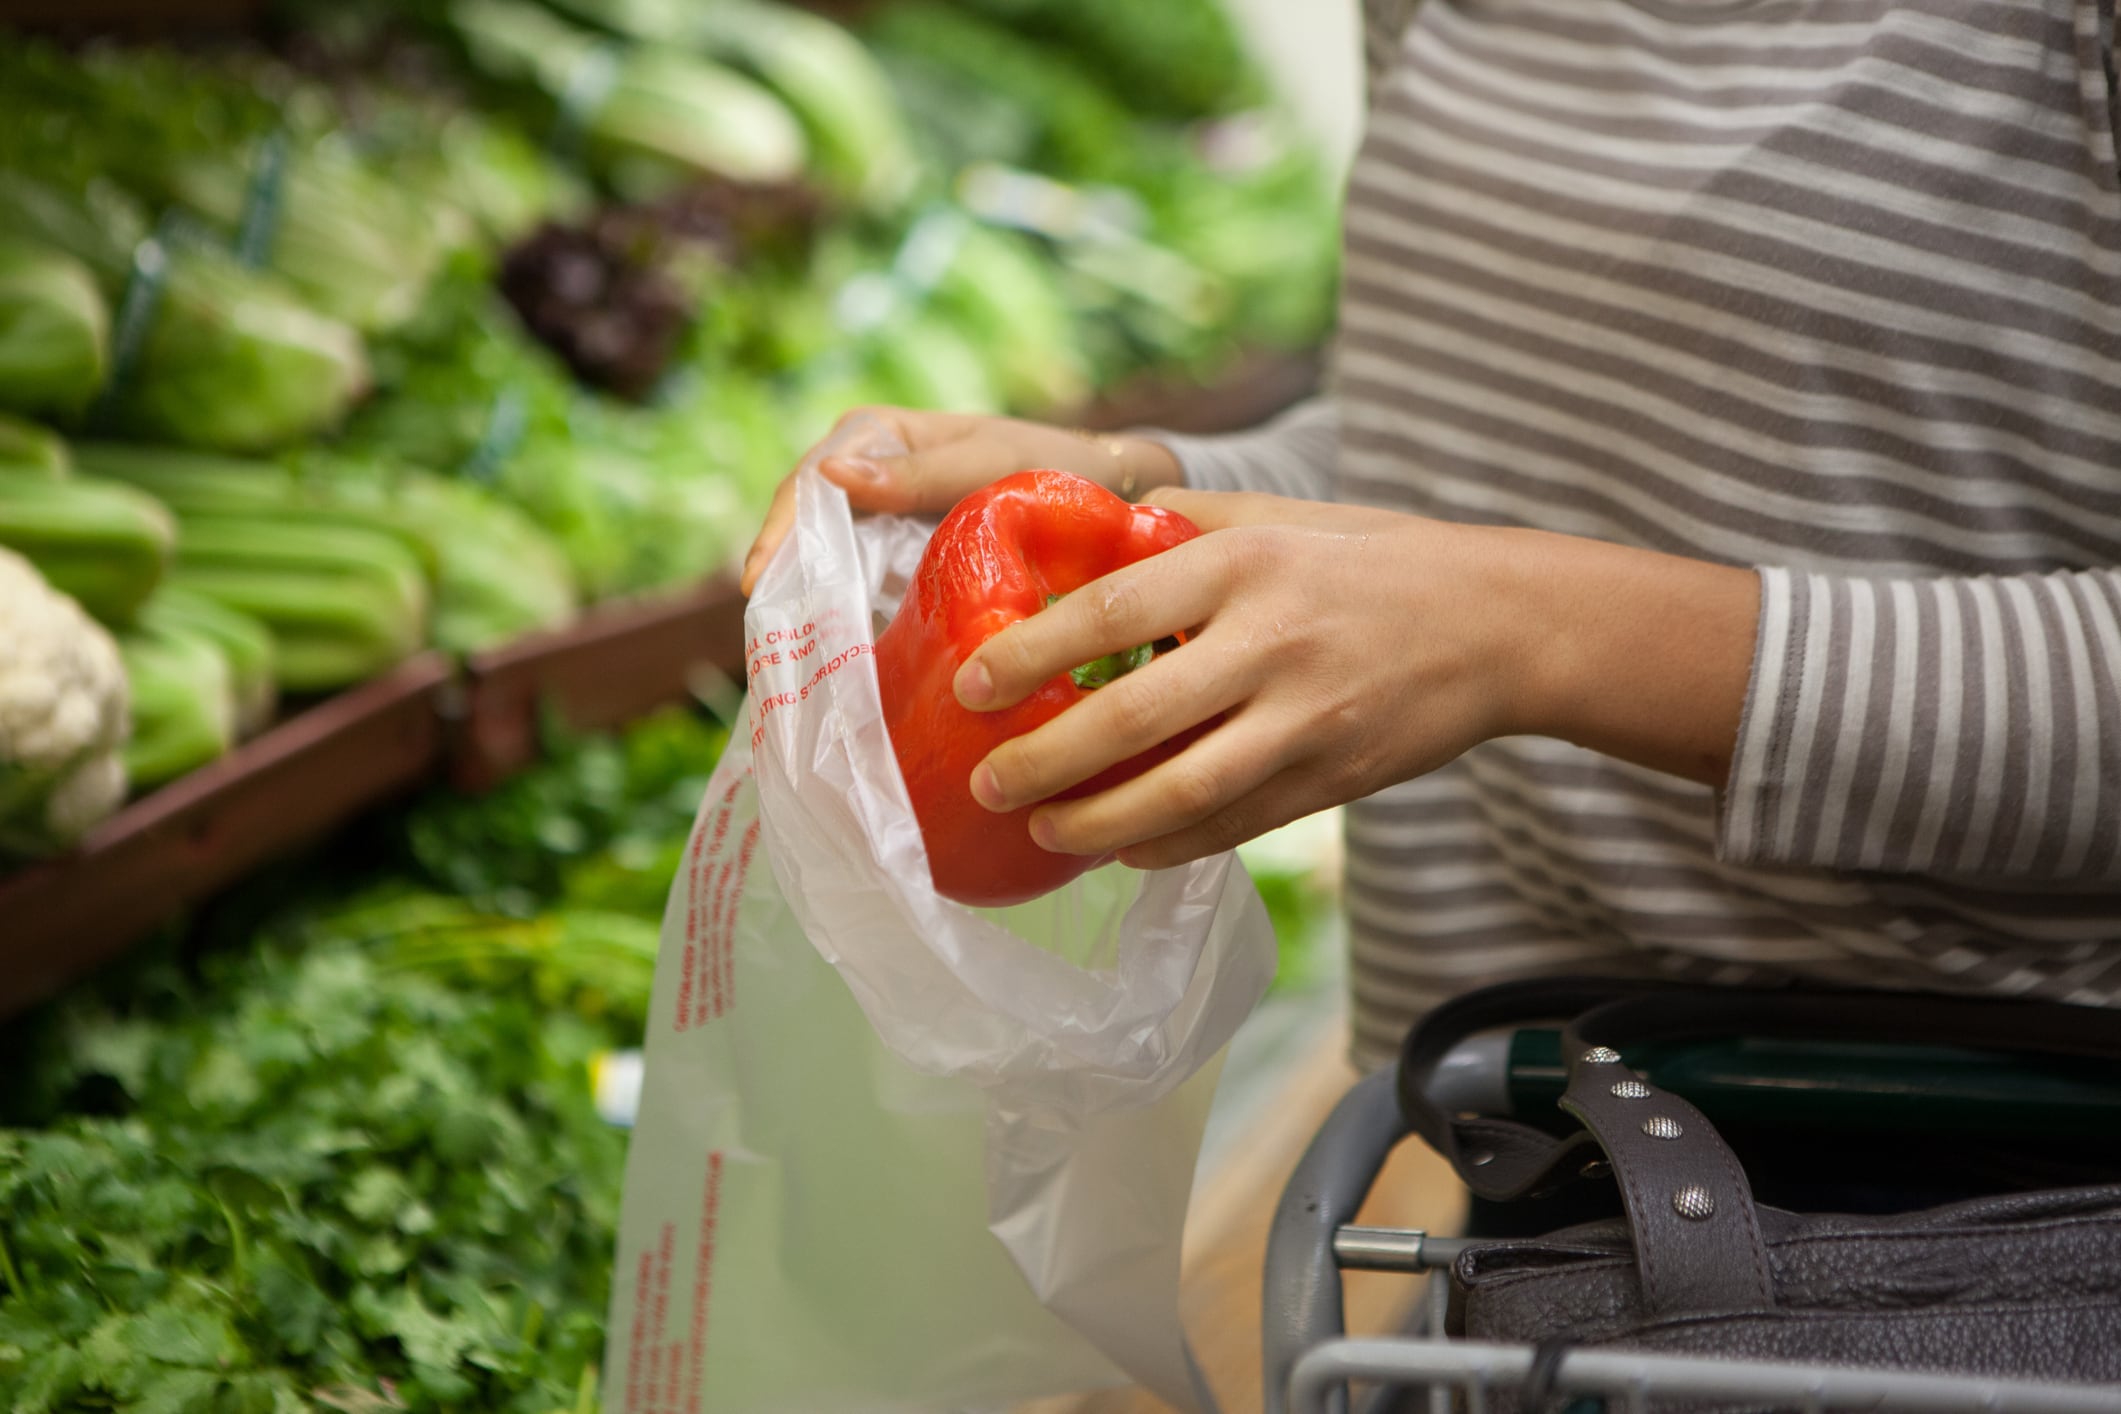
{"left": 1499, "top": 530, "right": 1761, "bottom": 787}
{"left": 1048, "top": 423, "right": 1185, "bottom": 500}
{"left": 1473, "top": 527, "right": 1567, "bottom": 741}
{"left": 1119, "top": 435, "right": 1184, "bottom": 498}
{"left": 1083, "top": 431, "right": 1182, "bottom": 500}
{"left": 1102, "top": 436, "right": 1187, "bottom": 502}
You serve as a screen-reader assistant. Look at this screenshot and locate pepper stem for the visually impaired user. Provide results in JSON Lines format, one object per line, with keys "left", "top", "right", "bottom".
{"left": 1045, "top": 594, "right": 1169, "bottom": 689}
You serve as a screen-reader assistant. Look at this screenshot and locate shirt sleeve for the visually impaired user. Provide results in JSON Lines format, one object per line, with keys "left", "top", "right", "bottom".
{"left": 1717, "top": 566, "right": 2121, "bottom": 882}
{"left": 1361, "top": 0, "right": 1422, "bottom": 101}
{"left": 1141, "top": 397, "right": 1340, "bottom": 503}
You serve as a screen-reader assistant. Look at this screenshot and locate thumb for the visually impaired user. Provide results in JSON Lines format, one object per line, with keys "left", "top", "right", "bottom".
{"left": 1142, "top": 486, "right": 1338, "bottom": 531}
{"left": 819, "top": 436, "right": 1019, "bottom": 517}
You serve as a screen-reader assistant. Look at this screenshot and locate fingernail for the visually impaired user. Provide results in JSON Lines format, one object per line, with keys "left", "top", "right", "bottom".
{"left": 971, "top": 763, "right": 1005, "bottom": 811}
{"left": 955, "top": 660, "right": 994, "bottom": 707}
{"left": 825, "top": 456, "right": 886, "bottom": 484}
{"left": 1029, "top": 814, "right": 1061, "bottom": 852}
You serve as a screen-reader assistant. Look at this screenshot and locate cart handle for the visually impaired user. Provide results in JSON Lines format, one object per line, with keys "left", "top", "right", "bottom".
{"left": 1262, "top": 1066, "right": 1410, "bottom": 1414}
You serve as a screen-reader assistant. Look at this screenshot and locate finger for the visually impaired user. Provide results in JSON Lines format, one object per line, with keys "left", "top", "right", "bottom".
{"left": 1022, "top": 712, "right": 1294, "bottom": 858}
{"left": 749, "top": 407, "right": 983, "bottom": 592}
{"left": 740, "top": 472, "right": 801, "bottom": 595}
{"left": 1141, "top": 485, "right": 1351, "bottom": 532}
{"left": 971, "top": 634, "right": 1255, "bottom": 813}
{"left": 745, "top": 405, "right": 921, "bottom": 593}
{"left": 825, "top": 403, "right": 975, "bottom": 451}
{"left": 819, "top": 403, "right": 985, "bottom": 469}
{"left": 820, "top": 432, "right": 1032, "bottom": 518}
{"left": 1109, "top": 762, "right": 1331, "bottom": 873}
{"left": 955, "top": 537, "right": 1235, "bottom": 711}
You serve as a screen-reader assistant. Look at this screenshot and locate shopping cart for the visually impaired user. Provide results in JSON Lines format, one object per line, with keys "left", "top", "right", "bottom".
{"left": 1258, "top": 982, "right": 2121, "bottom": 1414}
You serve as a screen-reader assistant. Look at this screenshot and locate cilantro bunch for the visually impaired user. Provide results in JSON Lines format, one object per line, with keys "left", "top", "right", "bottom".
{"left": 0, "top": 706, "right": 732, "bottom": 1414}
{"left": 0, "top": 936, "right": 625, "bottom": 1414}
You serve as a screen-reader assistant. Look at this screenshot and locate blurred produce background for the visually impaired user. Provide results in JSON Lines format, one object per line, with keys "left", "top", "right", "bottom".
{"left": 0, "top": 0, "right": 1342, "bottom": 854}
{"left": 0, "top": 0, "right": 1352, "bottom": 1407}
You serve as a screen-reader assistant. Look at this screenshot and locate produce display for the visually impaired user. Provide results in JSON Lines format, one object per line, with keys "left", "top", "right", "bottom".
{"left": 0, "top": 0, "right": 1337, "bottom": 862}
{"left": 0, "top": 2, "right": 1351, "bottom": 1404}
{"left": 0, "top": 708, "right": 725, "bottom": 1413}
{"left": 876, "top": 469, "right": 1204, "bottom": 906}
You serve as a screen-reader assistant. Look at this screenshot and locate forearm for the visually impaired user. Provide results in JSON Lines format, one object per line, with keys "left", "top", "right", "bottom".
{"left": 1497, "top": 529, "right": 1761, "bottom": 789}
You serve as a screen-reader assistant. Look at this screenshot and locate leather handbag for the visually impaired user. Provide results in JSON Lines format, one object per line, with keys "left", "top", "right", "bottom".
{"left": 1394, "top": 979, "right": 2121, "bottom": 1403}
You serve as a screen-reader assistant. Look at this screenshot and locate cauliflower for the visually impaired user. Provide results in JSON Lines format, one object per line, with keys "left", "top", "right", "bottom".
{"left": 0, "top": 545, "right": 129, "bottom": 857}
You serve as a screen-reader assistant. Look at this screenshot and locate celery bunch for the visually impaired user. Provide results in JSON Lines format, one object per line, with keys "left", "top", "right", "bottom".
{"left": 61, "top": 446, "right": 434, "bottom": 690}
{"left": 5, "top": 43, "right": 450, "bottom": 335}
{"left": 0, "top": 413, "right": 72, "bottom": 478}
{"left": 138, "top": 586, "right": 277, "bottom": 739}
{"left": 0, "top": 172, "right": 368, "bottom": 454}
{"left": 341, "top": 272, "right": 741, "bottom": 600}
{"left": 552, "top": 0, "right": 917, "bottom": 211}
{"left": 76, "top": 443, "right": 582, "bottom": 658}
{"left": 0, "top": 237, "right": 108, "bottom": 420}
{"left": 0, "top": 471, "right": 176, "bottom": 626}
{"left": 449, "top": 0, "right": 808, "bottom": 201}
{"left": 170, "top": 517, "right": 430, "bottom": 693}
{"left": 119, "top": 616, "right": 238, "bottom": 789}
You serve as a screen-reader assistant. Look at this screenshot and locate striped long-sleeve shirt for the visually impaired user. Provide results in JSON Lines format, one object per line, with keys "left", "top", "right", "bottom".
{"left": 1154, "top": 0, "right": 2121, "bottom": 1070}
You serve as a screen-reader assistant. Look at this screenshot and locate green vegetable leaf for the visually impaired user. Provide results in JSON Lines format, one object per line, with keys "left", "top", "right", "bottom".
{"left": 11, "top": 1343, "right": 90, "bottom": 1414}
{"left": 0, "top": 706, "right": 729, "bottom": 1409}
{"left": 351, "top": 1286, "right": 475, "bottom": 1375}
{"left": 251, "top": 1250, "right": 331, "bottom": 1357}
{"left": 132, "top": 1367, "right": 224, "bottom": 1414}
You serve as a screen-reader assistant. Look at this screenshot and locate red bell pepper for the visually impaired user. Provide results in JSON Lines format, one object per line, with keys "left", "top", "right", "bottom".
{"left": 876, "top": 468, "right": 1201, "bottom": 907}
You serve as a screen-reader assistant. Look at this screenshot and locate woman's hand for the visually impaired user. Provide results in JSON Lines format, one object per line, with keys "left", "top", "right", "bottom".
{"left": 951, "top": 489, "right": 1762, "bottom": 871}
{"left": 739, "top": 406, "right": 1182, "bottom": 594}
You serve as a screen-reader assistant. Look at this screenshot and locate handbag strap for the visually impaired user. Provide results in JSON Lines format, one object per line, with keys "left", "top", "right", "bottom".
{"left": 1552, "top": 1010, "right": 1775, "bottom": 1315}
{"left": 1395, "top": 977, "right": 2121, "bottom": 1319}
{"left": 1395, "top": 976, "right": 1692, "bottom": 1201}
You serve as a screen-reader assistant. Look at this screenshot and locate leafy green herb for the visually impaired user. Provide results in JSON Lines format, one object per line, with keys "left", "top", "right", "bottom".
{"left": 403, "top": 706, "right": 725, "bottom": 915}
{"left": 0, "top": 707, "right": 729, "bottom": 1414}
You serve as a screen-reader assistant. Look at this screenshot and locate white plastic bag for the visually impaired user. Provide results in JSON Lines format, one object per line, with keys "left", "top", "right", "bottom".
{"left": 603, "top": 420, "right": 1276, "bottom": 1413}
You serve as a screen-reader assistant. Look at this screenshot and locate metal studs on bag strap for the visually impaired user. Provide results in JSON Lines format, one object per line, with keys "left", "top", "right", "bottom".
{"left": 1672, "top": 1185, "right": 1717, "bottom": 1221}
{"left": 1556, "top": 1016, "right": 1777, "bottom": 1314}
